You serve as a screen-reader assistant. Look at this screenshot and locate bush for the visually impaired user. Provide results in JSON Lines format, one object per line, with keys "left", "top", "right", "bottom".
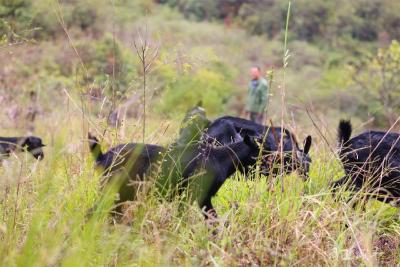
{"left": 159, "top": 0, "right": 400, "bottom": 45}
{"left": 0, "top": 0, "right": 104, "bottom": 40}
{"left": 52, "top": 34, "right": 137, "bottom": 99}
{"left": 86, "top": 35, "right": 136, "bottom": 98}
{"left": 0, "top": 0, "right": 33, "bottom": 41}
{"left": 349, "top": 40, "right": 400, "bottom": 126}
{"left": 156, "top": 60, "right": 236, "bottom": 115}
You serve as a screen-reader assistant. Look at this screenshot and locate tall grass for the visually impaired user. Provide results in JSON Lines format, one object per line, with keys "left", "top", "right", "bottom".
{"left": 0, "top": 111, "right": 399, "bottom": 266}
{"left": 1, "top": 1, "right": 400, "bottom": 266}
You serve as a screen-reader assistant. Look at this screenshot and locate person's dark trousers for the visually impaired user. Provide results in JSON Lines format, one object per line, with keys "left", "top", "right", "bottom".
{"left": 249, "top": 112, "right": 264, "bottom": 124}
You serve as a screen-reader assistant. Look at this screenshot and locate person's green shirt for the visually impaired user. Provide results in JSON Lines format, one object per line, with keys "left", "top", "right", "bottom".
{"left": 245, "top": 77, "right": 269, "bottom": 113}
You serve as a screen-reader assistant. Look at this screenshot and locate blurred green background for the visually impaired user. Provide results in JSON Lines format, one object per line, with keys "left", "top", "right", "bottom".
{"left": 1, "top": 0, "right": 400, "bottom": 132}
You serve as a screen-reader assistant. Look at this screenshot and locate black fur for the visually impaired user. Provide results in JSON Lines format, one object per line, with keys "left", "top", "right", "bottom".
{"left": 88, "top": 133, "right": 165, "bottom": 213}
{"left": 332, "top": 120, "right": 400, "bottom": 206}
{"left": 174, "top": 134, "right": 262, "bottom": 219}
{"left": 203, "top": 116, "right": 313, "bottom": 179}
{"left": 88, "top": 133, "right": 265, "bottom": 218}
{"left": 0, "top": 136, "right": 45, "bottom": 160}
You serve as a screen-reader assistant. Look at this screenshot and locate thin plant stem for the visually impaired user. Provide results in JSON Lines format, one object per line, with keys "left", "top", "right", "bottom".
{"left": 280, "top": 1, "right": 291, "bottom": 193}
{"left": 133, "top": 27, "right": 159, "bottom": 143}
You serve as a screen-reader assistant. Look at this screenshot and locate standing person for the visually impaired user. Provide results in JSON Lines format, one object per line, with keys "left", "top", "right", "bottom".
{"left": 245, "top": 66, "right": 269, "bottom": 124}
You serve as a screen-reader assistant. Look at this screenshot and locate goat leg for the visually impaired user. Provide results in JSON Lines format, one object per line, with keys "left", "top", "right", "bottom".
{"left": 331, "top": 176, "right": 364, "bottom": 203}
{"left": 330, "top": 176, "right": 348, "bottom": 200}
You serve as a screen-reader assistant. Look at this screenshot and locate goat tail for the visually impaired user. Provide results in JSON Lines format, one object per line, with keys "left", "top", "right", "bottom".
{"left": 338, "top": 120, "right": 352, "bottom": 147}
{"left": 88, "top": 133, "right": 102, "bottom": 161}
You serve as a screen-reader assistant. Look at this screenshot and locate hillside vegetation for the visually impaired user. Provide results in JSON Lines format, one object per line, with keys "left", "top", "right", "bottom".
{"left": 1, "top": 0, "right": 400, "bottom": 266}
{"left": 2, "top": 0, "right": 400, "bottom": 127}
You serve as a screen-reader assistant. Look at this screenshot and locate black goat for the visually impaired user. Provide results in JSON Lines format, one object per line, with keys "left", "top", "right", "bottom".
{"left": 0, "top": 136, "right": 45, "bottom": 160}
{"left": 88, "top": 133, "right": 267, "bottom": 219}
{"left": 162, "top": 135, "right": 265, "bottom": 219}
{"left": 203, "top": 116, "right": 312, "bottom": 179}
{"left": 88, "top": 133, "right": 165, "bottom": 213}
{"left": 332, "top": 120, "right": 400, "bottom": 206}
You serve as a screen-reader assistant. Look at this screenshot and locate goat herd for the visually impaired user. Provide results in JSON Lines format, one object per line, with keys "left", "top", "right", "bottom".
{"left": 2, "top": 104, "right": 400, "bottom": 223}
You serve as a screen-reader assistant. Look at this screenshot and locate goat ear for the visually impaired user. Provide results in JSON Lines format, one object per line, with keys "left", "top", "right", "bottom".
{"left": 196, "top": 100, "right": 203, "bottom": 107}
{"left": 303, "top": 135, "right": 312, "bottom": 154}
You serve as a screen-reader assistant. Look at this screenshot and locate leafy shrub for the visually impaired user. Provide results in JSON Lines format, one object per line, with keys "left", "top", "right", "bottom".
{"left": 52, "top": 34, "right": 137, "bottom": 99}
{"left": 157, "top": 0, "right": 222, "bottom": 21}
{"left": 156, "top": 60, "right": 236, "bottom": 115}
{"left": 0, "top": 0, "right": 103, "bottom": 40}
{"left": 71, "top": 3, "right": 97, "bottom": 31}
{"left": 349, "top": 40, "right": 400, "bottom": 126}
{"left": 0, "top": 0, "right": 33, "bottom": 41}
{"left": 82, "top": 35, "right": 136, "bottom": 98}
{"left": 159, "top": 0, "right": 400, "bottom": 45}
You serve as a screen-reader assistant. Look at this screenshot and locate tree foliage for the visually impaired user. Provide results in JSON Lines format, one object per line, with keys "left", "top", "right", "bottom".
{"left": 158, "top": 0, "right": 400, "bottom": 44}
{"left": 0, "top": 0, "right": 103, "bottom": 40}
{"left": 350, "top": 40, "right": 400, "bottom": 125}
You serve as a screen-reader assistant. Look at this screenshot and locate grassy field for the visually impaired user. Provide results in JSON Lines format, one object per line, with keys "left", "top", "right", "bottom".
{"left": 0, "top": 109, "right": 399, "bottom": 267}
{"left": 2, "top": 1, "right": 400, "bottom": 266}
